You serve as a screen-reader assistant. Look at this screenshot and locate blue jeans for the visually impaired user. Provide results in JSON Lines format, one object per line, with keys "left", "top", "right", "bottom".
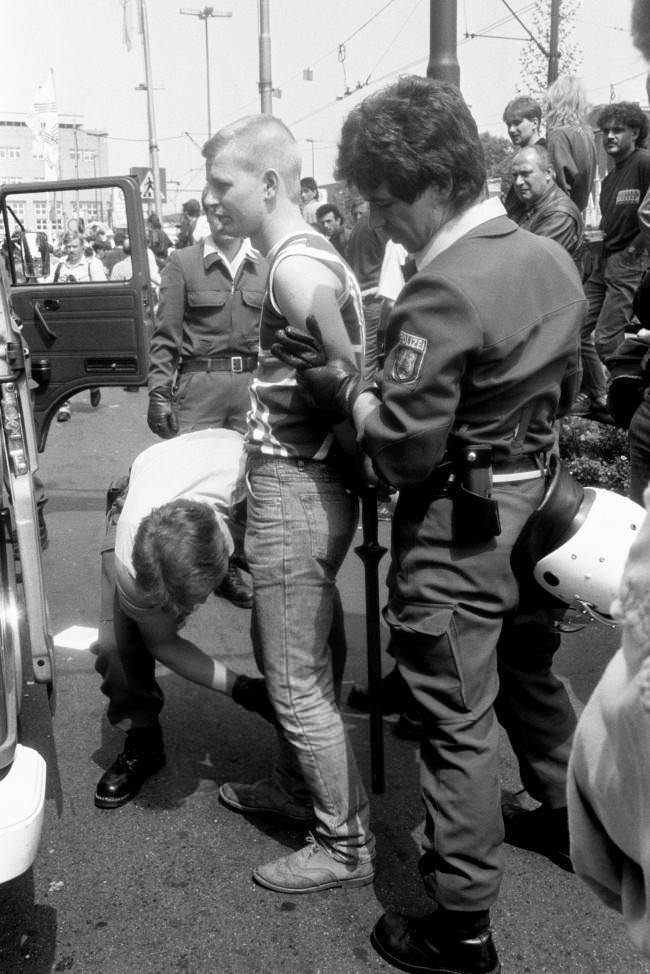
{"left": 245, "top": 454, "right": 375, "bottom": 865}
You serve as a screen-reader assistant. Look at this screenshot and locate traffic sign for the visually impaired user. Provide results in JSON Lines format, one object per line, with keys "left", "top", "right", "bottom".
{"left": 129, "top": 166, "right": 167, "bottom": 203}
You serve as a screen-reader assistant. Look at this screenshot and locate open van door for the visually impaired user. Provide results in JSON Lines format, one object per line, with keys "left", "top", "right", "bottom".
{"left": 0, "top": 176, "right": 153, "bottom": 451}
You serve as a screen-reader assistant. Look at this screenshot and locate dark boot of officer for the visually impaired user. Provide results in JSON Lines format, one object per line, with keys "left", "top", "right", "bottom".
{"left": 348, "top": 663, "right": 424, "bottom": 739}
{"left": 502, "top": 801, "right": 572, "bottom": 872}
{"left": 371, "top": 907, "right": 500, "bottom": 974}
{"left": 95, "top": 676, "right": 275, "bottom": 809}
{"left": 217, "top": 558, "right": 253, "bottom": 609}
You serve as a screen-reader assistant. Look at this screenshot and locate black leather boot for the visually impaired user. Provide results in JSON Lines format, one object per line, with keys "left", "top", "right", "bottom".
{"left": 95, "top": 728, "right": 165, "bottom": 809}
{"left": 218, "top": 561, "right": 253, "bottom": 609}
{"left": 347, "top": 665, "right": 413, "bottom": 715}
{"left": 371, "top": 911, "right": 500, "bottom": 974}
{"left": 502, "top": 803, "right": 573, "bottom": 872}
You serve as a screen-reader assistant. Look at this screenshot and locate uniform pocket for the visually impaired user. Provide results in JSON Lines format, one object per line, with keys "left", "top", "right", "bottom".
{"left": 187, "top": 289, "right": 229, "bottom": 308}
{"left": 241, "top": 289, "right": 264, "bottom": 310}
{"left": 384, "top": 601, "right": 472, "bottom": 713}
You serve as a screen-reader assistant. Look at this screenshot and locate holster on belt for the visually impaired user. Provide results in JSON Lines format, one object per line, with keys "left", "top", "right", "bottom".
{"left": 451, "top": 445, "right": 501, "bottom": 545}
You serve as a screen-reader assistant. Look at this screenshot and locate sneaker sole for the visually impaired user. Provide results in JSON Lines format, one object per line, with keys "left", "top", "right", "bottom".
{"left": 218, "top": 784, "right": 315, "bottom": 826}
{"left": 370, "top": 928, "right": 501, "bottom": 974}
{"left": 252, "top": 867, "right": 375, "bottom": 894}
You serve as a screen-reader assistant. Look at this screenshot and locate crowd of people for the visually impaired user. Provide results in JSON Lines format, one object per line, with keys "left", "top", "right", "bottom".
{"left": 81, "top": 35, "right": 650, "bottom": 974}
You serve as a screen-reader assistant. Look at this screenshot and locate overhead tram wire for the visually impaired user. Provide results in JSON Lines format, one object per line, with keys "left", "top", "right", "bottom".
{"left": 363, "top": 0, "right": 425, "bottom": 90}
{"left": 290, "top": 3, "right": 541, "bottom": 128}
{"left": 193, "top": 0, "right": 403, "bottom": 126}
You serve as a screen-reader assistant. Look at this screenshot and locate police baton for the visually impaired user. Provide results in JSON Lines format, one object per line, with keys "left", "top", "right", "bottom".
{"left": 354, "top": 486, "right": 388, "bottom": 793}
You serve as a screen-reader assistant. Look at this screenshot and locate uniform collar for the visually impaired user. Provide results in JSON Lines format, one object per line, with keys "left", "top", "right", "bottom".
{"left": 414, "top": 196, "right": 506, "bottom": 271}
{"left": 202, "top": 236, "right": 257, "bottom": 270}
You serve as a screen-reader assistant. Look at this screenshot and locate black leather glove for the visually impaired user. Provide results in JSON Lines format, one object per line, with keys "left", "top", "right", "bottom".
{"left": 271, "top": 315, "right": 360, "bottom": 422}
{"left": 147, "top": 386, "right": 179, "bottom": 439}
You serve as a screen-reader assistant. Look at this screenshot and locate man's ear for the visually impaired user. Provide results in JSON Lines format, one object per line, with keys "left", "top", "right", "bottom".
{"left": 263, "top": 169, "right": 280, "bottom": 198}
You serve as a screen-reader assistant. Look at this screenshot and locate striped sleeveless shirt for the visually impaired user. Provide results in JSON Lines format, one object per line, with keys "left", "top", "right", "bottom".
{"left": 246, "top": 230, "right": 365, "bottom": 460}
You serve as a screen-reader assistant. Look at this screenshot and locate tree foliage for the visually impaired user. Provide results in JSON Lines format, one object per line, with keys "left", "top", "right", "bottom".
{"left": 518, "top": 0, "right": 583, "bottom": 100}
{"left": 480, "top": 132, "right": 514, "bottom": 179}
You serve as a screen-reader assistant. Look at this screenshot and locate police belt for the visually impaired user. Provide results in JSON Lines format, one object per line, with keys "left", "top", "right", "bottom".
{"left": 179, "top": 354, "right": 258, "bottom": 374}
{"left": 431, "top": 453, "right": 545, "bottom": 489}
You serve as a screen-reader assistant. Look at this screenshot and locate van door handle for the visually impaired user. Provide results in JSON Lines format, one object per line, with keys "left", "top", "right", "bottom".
{"left": 32, "top": 302, "right": 58, "bottom": 341}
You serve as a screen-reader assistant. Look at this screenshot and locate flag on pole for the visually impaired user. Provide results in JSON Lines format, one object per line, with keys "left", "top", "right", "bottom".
{"left": 121, "top": 0, "right": 134, "bottom": 50}
{"left": 26, "top": 69, "right": 59, "bottom": 179}
{"left": 121, "top": 0, "right": 143, "bottom": 51}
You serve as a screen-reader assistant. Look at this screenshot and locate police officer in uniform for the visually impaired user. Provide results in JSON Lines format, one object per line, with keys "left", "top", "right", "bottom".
{"left": 147, "top": 184, "right": 268, "bottom": 607}
{"left": 273, "top": 76, "right": 586, "bottom": 974}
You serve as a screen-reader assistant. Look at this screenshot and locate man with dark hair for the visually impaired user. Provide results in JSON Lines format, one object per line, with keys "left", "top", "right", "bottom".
{"left": 299, "top": 176, "right": 320, "bottom": 224}
{"left": 277, "top": 75, "right": 585, "bottom": 973}
{"left": 511, "top": 143, "right": 586, "bottom": 265}
{"left": 502, "top": 94, "right": 546, "bottom": 218}
{"left": 572, "top": 101, "right": 650, "bottom": 421}
{"left": 502, "top": 94, "right": 544, "bottom": 148}
{"left": 176, "top": 198, "right": 202, "bottom": 248}
{"left": 315, "top": 202, "right": 349, "bottom": 257}
{"left": 94, "top": 429, "right": 276, "bottom": 810}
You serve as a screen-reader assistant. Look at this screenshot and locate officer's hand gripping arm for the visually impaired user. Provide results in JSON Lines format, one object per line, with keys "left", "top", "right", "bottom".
{"left": 271, "top": 314, "right": 361, "bottom": 422}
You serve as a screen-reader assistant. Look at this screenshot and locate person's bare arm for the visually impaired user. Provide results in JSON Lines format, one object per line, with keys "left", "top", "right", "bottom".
{"left": 272, "top": 256, "right": 358, "bottom": 367}
{"left": 136, "top": 608, "right": 236, "bottom": 695}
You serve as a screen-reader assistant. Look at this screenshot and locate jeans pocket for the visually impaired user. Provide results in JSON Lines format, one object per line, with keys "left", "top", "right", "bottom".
{"left": 300, "top": 490, "right": 356, "bottom": 569}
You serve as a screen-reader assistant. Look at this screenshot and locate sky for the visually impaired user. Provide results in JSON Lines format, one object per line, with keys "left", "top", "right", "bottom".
{"left": 2, "top": 0, "right": 648, "bottom": 212}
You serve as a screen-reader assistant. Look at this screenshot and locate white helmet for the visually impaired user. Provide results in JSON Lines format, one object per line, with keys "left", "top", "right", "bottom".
{"left": 533, "top": 487, "right": 646, "bottom": 623}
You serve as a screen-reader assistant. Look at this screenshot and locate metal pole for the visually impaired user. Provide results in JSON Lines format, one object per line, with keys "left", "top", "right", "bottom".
{"left": 139, "top": 0, "right": 163, "bottom": 218}
{"left": 354, "top": 488, "right": 388, "bottom": 794}
{"left": 180, "top": 8, "right": 233, "bottom": 137}
{"left": 547, "top": 0, "right": 562, "bottom": 87}
{"left": 204, "top": 15, "right": 212, "bottom": 137}
{"left": 427, "top": 0, "right": 460, "bottom": 86}
{"left": 258, "top": 0, "right": 273, "bottom": 114}
{"left": 72, "top": 124, "right": 80, "bottom": 217}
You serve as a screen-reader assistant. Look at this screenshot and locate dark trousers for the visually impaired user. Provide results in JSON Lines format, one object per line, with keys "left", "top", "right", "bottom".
{"left": 386, "top": 478, "right": 576, "bottom": 911}
{"left": 173, "top": 370, "right": 252, "bottom": 435}
{"left": 95, "top": 524, "right": 164, "bottom": 732}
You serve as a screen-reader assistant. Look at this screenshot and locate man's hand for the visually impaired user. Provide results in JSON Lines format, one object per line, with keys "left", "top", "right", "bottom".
{"left": 147, "top": 386, "right": 179, "bottom": 439}
{"left": 271, "top": 314, "right": 359, "bottom": 421}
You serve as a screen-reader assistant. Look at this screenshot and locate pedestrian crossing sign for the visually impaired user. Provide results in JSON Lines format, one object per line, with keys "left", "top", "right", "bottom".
{"left": 129, "top": 166, "right": 167, "bottom": 203}
{"left": 140, "top": 170, "right": 155, "bottom": 199}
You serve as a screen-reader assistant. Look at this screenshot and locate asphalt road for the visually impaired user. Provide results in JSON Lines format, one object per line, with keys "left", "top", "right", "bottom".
{"left": 0, "top": 387, "right": 648, "bottom": 974}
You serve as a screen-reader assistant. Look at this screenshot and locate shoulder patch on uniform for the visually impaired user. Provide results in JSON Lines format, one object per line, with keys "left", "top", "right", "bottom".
{"left": 391, "top": 331, "right": 428, "bottom": 383}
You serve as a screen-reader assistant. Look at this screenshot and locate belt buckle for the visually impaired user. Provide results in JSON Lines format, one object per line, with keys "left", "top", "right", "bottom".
{"left": 231, "top": 356, "right": 243, "bottom": 373}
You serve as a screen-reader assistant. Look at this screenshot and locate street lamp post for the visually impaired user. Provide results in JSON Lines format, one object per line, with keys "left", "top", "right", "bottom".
{"left": 180, "top": 6, "right": 233, "bottom": 138}
{"left": 306, "top": 138, "right": 315, "bottom": 178}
